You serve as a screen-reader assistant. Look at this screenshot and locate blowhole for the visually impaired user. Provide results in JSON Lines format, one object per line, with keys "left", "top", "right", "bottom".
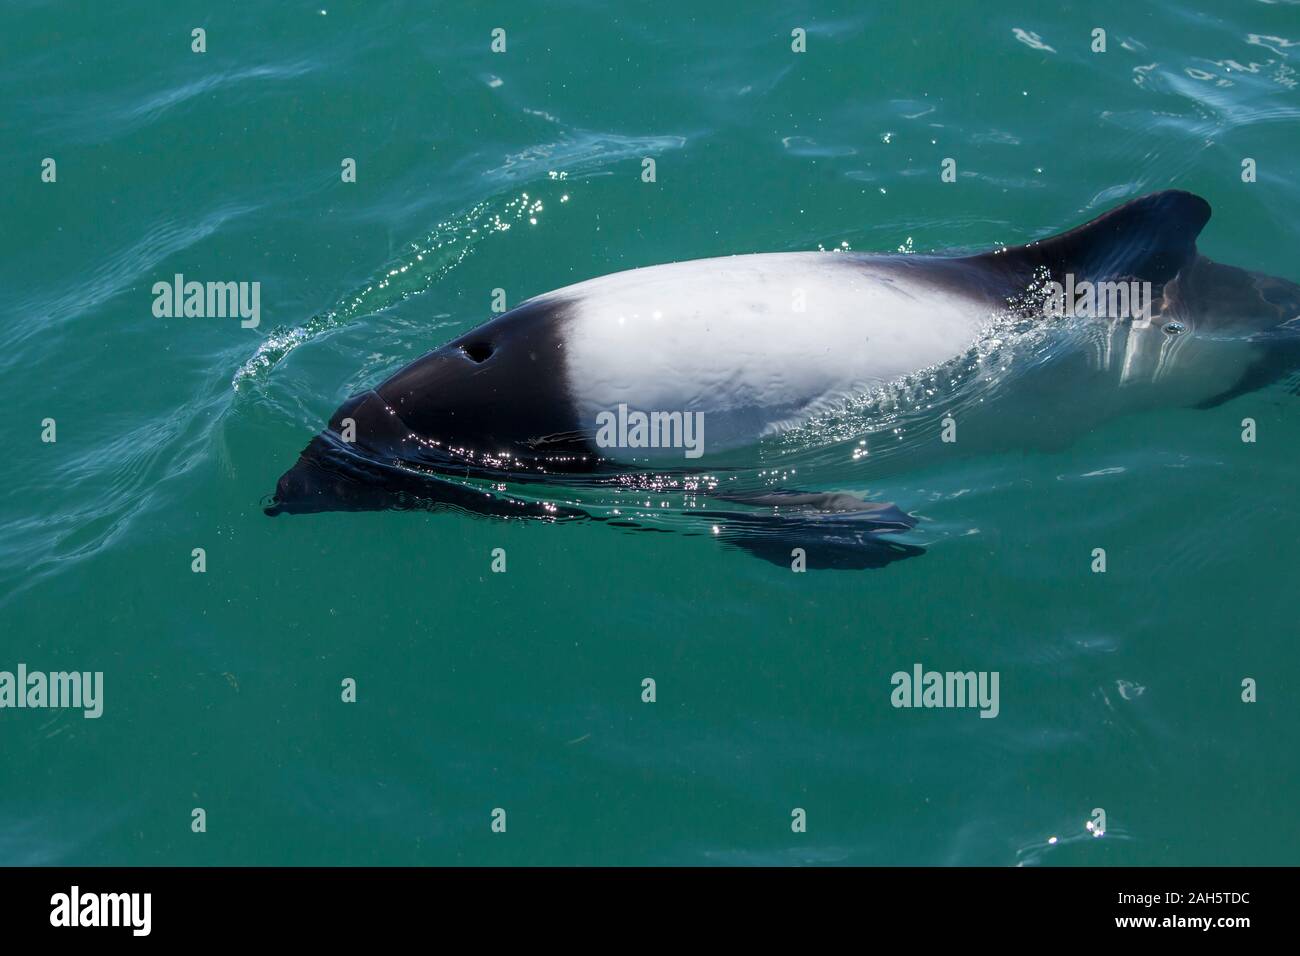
{"left": 462, "top": 341, "right": 495, "bottom": 363}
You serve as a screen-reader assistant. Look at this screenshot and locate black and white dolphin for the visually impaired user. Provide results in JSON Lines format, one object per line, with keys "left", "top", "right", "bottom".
{"left": 264, "top": 191, "right": 1300, "bottom": 567}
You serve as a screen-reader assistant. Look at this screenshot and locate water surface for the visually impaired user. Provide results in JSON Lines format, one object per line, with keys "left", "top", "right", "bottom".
{"left": 2, "top": 0, "right": 1298, "bottom": 865}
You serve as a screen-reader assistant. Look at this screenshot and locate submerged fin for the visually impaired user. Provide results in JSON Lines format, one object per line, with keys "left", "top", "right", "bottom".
{"left": 597, "top": 489, "right": 923, "bottom": 569}
{"left": 969, "top": 190, "right": 1212, "bottom": 288}
{"left": 705, "top": 490, "right": 922, "bottom": 569}
{"left": 711, "top": 510, "right": 925, "bottom": 570}
{"left": 716, "top": 489, "right": 916, "bottom": 525}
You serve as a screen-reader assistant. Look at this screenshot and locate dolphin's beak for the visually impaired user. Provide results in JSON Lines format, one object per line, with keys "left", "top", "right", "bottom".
{"left": 265, "top": 438, "right": 346, "bottom": 516}
{"left": 264, "top": 433, "right": 398, "bottom": 516}
{"left": 266, "top": 389, "right": 423, "bottom": 516}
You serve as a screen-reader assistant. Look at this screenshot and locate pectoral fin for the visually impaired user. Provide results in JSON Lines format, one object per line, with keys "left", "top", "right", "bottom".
{"left": 706, "top": 490, "right": 922, "bottom": 569}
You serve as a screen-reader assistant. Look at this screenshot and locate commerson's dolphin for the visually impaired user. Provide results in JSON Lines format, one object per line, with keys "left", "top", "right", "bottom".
{"left": 265, "top": 190, "right": 1300, "bottom": 567}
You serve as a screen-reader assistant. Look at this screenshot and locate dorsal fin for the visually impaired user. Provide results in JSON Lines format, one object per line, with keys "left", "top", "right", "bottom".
{"left": 969, "top": 190, "right": 1211, "bottom": 287}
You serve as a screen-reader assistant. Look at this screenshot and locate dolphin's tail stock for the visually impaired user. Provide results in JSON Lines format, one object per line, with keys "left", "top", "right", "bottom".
{"left": 1180, "top": 256, "right": 1300, "bottom": 407}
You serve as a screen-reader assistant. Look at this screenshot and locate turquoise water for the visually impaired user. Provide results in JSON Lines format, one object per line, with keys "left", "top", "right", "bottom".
{"left": 2, "top": 1, "right": 1298, "bottom": 865}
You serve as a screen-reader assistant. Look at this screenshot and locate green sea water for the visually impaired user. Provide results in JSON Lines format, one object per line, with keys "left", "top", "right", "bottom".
{"left": 2, "top": 0, "right": 1298, "bottom": 865}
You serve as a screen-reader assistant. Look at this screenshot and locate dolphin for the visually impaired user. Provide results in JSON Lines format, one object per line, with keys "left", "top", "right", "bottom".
{"left": 264, "top": 190, "right": 1300, "bottom": 567}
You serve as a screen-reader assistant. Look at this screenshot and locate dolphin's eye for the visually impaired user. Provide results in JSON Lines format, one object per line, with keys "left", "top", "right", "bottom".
{"left": 1162, "top": 321, "right": 1186, "bottom": 336}
{"left": 462, "top": 341, "right": 495, "bottom": 363}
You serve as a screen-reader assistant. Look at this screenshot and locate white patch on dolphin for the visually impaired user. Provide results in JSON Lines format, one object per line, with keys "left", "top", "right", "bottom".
{"left": 545, "top": 253, "right": 985, "bottom": 458}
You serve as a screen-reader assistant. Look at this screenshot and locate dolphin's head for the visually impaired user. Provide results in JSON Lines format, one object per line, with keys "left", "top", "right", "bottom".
{"left": 265, "top": 297, "right": 597, "bottom": 517}
{"left": 263, "top": 393, "right": 415, "bottom": 516}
